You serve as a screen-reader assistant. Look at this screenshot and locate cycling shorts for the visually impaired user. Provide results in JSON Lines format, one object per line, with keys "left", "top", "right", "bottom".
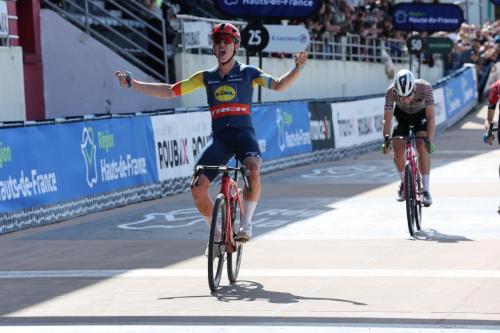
{"left": 392, "top": 106, "right": 428, "bottom": 137}
{"left": 196, "top": 127, "right": 261, "bottom": 182}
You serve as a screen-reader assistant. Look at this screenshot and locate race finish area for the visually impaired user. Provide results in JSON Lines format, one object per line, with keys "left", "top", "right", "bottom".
{"left": 0, "top": 107, "right": 499, "bottom": 332}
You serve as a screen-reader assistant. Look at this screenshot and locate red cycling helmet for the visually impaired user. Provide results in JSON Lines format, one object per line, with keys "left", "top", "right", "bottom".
{"left": 211, "top": 23, "right": 241, "bottom": 44}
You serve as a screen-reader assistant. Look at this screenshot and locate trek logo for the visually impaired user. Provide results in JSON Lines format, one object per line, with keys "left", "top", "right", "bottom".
{"left": 81, "top": 127, "right": 98, "bottom": 188}
{"left": 214, "top": 85, "right": 237, "bottom": 102}
{"left": 0, "top": 142, "right": 12, "bottom": 168}
{"left": 210, "top": 103, "right": 250, "bottom": 119}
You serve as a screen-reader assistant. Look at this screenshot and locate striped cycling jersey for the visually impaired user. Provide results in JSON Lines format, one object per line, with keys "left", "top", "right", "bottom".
{"left": 171, "top": 61, "right": 273, "bottom": 131}
{"left": 384, "top": 79, "right": 435, "bottom": 114}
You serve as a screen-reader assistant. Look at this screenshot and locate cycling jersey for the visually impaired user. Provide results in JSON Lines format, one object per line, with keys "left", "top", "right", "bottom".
{"left": 384, "top": 79, "right": 434, "bottom": 114}
{"left": 487, "top": 80, "right": 500, "bottom": 110}
{"left": 171, "top": 61, "right": 273, "bottom": 131}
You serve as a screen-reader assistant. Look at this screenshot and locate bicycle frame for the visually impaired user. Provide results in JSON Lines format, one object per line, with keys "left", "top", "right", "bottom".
{"left": 219, "top": 168, "right": 243, "bottom": 254}
{"left": 405, "top": 131, "right": 421, "bottom": 202}
{"left": 388, "top": 125, "right": 426, "bottom": 235}
{"left": 191, "top": 162, "right": 249, "bottom": 252}
{"left": 390, "top": 126, "right": 424, "bottom": 202}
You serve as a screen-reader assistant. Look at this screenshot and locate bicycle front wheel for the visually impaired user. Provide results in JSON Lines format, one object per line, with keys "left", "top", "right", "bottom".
{"left": 208, "top": 193, "right": 226, "bottom": 292}
{"left": 405, "top": 163, "right": 416, "bottom": 237}
{"left": 227, "top": 196, "right": 243, "bottom": 283}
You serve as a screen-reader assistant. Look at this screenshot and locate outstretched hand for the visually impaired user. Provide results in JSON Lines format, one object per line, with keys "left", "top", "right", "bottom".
{"left": 294, "top": 50, "right": 307, "bottom": 70}
{"left": 115, "top": 71, "right": 131, "bottom": 88}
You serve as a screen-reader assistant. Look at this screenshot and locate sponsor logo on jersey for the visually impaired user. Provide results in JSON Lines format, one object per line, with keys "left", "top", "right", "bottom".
{"left": 214, "top": 85, "right": 237, "bottom": 102}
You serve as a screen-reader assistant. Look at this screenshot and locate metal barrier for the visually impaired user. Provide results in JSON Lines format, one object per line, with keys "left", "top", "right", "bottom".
{"left": 42, "top": 0, "right": 170, "bottom": 82}
{"left": 175, "top": 14, "right": 409, "bottom": 63}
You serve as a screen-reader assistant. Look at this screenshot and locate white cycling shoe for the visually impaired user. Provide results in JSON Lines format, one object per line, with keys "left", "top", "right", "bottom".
{"left": 237, "top": 222, "right": 252, "bottom": 242}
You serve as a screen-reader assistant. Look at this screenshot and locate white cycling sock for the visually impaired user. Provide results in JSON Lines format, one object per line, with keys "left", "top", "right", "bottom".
{"left": 422, "top": 174, "right": 430, "bottom": 192}
{"left": 242, "top": 199, "right": 258, "bottom": 226}
{"left": 399, "top": 172, "right": 404, "bottom": 183}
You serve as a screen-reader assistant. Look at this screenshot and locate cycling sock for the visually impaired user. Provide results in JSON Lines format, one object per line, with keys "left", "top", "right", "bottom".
{"left": 203, "top": 215, "right": 212, "bottom": 227}
{"left": 242, "top": 199, "right": 258, "bottom": 226}
{"left": 399, "top": 172, "right": 404, "bottom": 183}
{"left": 422, "top": 174, "right": 430, "bottom": 191}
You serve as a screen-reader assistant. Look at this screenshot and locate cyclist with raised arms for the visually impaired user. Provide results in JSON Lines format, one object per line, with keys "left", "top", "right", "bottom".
{"left": 382, "top": 69, "right": 436, "bottom": 207}
{"left": 116, "top": 23, "right": 307, "bottom": 245}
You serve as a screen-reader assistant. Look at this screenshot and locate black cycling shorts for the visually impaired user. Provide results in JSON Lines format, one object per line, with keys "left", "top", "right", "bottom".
{"left": 195, "top": 127, "right": 261, "bottom": 182}
{"left": 392, "top": 106, "right": 428, "bottom": 137}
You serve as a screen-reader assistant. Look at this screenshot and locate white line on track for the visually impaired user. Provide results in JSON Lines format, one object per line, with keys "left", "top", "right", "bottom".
{"left": 1, "top": 324, "right": 500, "bottom": 333}
{"left": 2, "top": 269, "right": 500, "bottom": 279}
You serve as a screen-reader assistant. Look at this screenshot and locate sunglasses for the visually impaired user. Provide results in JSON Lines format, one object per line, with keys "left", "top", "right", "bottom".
{"left": 212, "top": 34, "right": 237, "bottom": 45}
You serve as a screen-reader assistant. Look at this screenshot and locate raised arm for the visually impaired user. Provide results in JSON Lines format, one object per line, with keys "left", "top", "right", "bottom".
{"left": 115, "top": 71, "right": 204, "bottom": 99}
{"left": 115, "top": 71, "right": 176, "bottom": 99}
{"left": 271, "top": 50, "right": 307, "bottom": 91}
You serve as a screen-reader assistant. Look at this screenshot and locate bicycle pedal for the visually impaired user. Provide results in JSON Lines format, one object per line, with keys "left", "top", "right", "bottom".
{"left": 235, "top": 236, "right": 249, "bottom": 243}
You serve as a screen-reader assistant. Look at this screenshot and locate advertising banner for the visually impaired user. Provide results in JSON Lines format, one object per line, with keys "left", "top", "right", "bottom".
{"left": 425, "top": 37, "right": 454, "bottom": 54}
{"left": 182, "top": 21, "right": 212, "bottom": 49}
{"left": 253, "top": 101, "right": 312, "bottom": 160}
{"left": 308, "top": 102, "right": 335, "bottom": 150}
{"left": 444, "top": 67, "right": 477, "bottom": 121}
{"left": 433, "top": 87, "right": 447, "bottom": 126}
{"left": 0, "top": 117, "right": 158, "bottom": 213}
{"left": 262, "top": 25, "right": 310, "bottom": 54}
{"left": 152, "top": 112, "right": 212, "bottom": 181}
{"left": 331, "top": 97, "right": 385, "bottom": 148}
{"left": 214, "top": 0, "right": 321, "bottom": 19}
{"left": 392, "top": 3, "right": 464, "bottom": 32}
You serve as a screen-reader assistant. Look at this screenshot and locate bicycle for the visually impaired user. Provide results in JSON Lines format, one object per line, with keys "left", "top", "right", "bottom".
{"left": 191, "top": 162, "right": 250, "bottom": 292}
{"left": 384, "top": 125, "right": 429, "bottom": 237}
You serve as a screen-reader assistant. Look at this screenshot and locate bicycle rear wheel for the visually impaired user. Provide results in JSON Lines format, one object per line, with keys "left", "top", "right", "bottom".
{"left": 405, "top": 163, "right": 416, "bottom": 237}
{"left": 227, "top": 197, "right": 243, "bottom": 283}
{"left": 414, "top": 172, "right": 423, "bottom": 230}
{"left": 208, "top": 193, "right": 226, "bottom": 292}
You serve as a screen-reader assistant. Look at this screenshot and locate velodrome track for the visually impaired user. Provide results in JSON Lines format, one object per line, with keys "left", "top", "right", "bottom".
{"left": 0, "top": 105, "right": 499, "bottom": 332}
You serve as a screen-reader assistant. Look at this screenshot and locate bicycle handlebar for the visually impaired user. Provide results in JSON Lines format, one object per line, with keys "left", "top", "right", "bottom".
{"left": 386, "top": 135, "right": 429, "bottom": 142}
{"left": 190, "top": 165, "right": 250, "bottom": 190}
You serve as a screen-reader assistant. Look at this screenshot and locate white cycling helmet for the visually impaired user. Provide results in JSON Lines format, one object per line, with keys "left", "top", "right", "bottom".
{"left": 394, "top": 69, "right": 415, "bottom": 97}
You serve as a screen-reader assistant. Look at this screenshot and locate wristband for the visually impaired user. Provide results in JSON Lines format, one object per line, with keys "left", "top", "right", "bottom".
{"left": 125, "top": 71, "right": 132, "bottom": 88}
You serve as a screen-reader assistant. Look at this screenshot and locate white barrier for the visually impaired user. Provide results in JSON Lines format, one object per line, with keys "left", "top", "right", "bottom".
{"left": 0, "top": 47, "right": 25, "bottom": 121}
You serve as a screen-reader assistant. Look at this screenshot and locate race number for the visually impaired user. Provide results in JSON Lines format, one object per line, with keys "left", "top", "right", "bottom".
{"left": 406, "top": 35, "right": 426, "bottom": 55}
{"left": 241, "top": 22, "right": 269, "bottom": 53}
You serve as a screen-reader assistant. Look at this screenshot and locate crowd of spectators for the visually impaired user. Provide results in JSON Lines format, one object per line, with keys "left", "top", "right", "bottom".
{"left": 142, "top": 0, "right": 500, "bottom": 93}
{"left": 445, "top": 21, "right": 500, "bottom": 95}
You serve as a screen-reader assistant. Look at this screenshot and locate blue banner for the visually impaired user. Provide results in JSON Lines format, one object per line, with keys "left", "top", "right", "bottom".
{"left": 392, "top": 3, "right": 464, "bottom": 32}
{"left": 0, "top": 117, "right": 158, "bottom": 213}
{"left": 253, "top": 101, "right": 312, "bottom": 160}
{"left": 444, "top": 67, "right": 477, "bottom": 121}
{"left": 214, "top": 0, "right": 321, "bottom": 19}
